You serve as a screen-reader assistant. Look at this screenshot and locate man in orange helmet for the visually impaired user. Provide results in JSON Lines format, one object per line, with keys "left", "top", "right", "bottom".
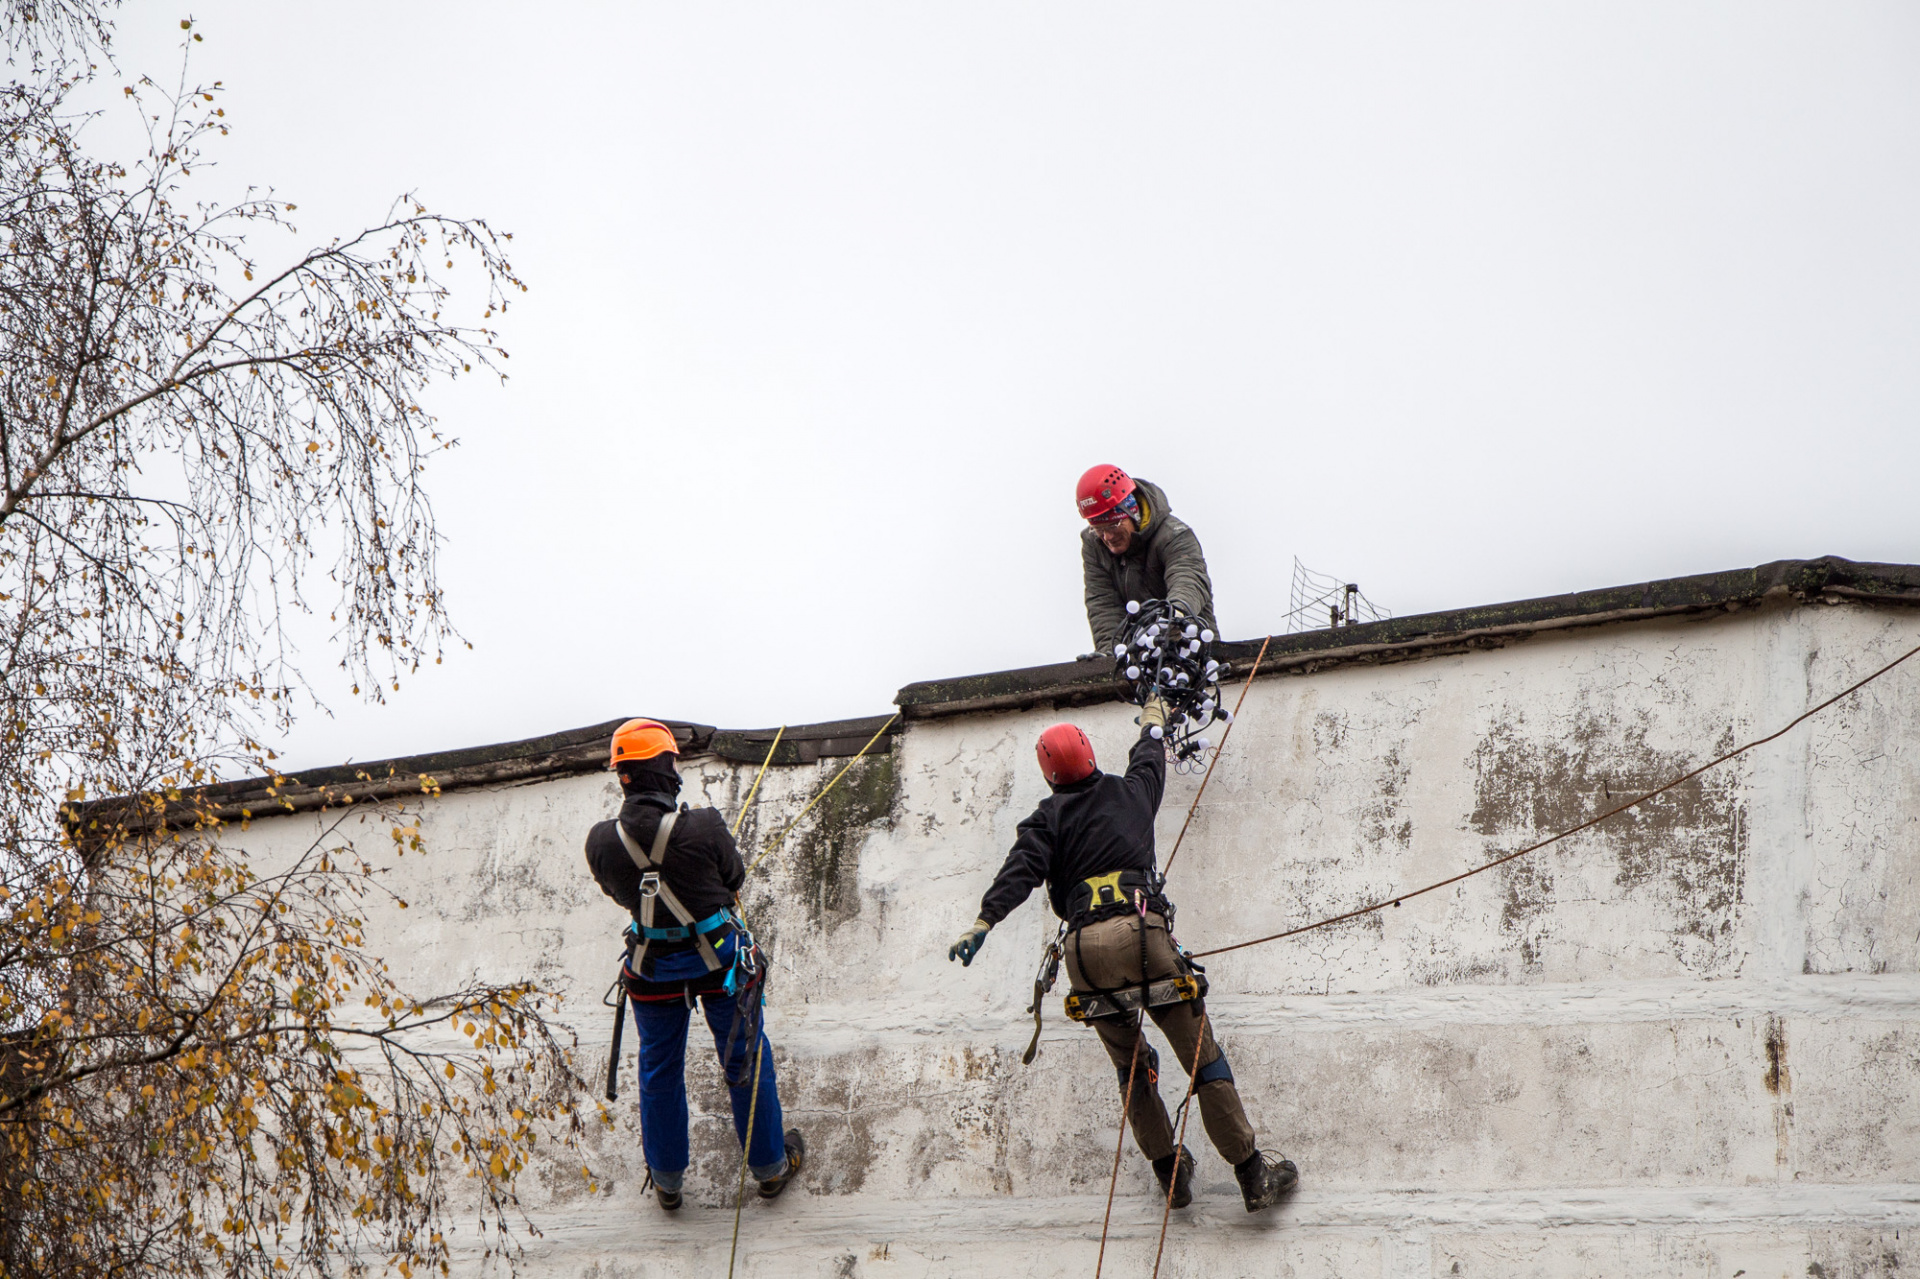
{"left": 948, "top": 704, "right": 1298, "bottom": 1213}
{"left": 1076, "top": 465, "right": 1216, "bottom": 655}
{"left": 584, "top": 718, "right": 804, "bottom": 1211}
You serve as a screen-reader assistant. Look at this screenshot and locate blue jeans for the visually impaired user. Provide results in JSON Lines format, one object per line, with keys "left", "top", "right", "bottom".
{"left": 629, "top": 986, "right": 787, "bottom": 1189}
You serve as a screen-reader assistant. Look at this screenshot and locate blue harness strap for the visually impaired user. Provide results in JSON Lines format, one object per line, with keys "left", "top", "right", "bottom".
{"left": 640, "top": 907, "right": 735, "bottom": 942}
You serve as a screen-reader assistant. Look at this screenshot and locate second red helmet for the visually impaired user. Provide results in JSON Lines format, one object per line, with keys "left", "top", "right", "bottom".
{"left": 1036, "top": 723, "right": 1097, "bottom": 786}
{"left": 1076, "top": 464, "right": 1136, "bottom": 524}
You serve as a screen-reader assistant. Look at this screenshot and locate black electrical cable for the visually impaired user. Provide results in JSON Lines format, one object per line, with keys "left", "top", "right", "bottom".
{"left": 1114, "top": 599, "right": 1231, "bottom": 770}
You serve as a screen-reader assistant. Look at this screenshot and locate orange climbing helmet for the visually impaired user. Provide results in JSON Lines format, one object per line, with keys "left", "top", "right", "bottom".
{"left": 610, "top": 718, "right": 679, "bottom": 769}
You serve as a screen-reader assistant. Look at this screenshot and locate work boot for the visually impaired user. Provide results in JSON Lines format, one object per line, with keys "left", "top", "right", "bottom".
{"left": 1234, "top": 1150, "right": 1298, "bottom": 1212}
{"left": 756, "top": 1129, "right": 806, "bottom": 1199}
{"left": 645, "top": 1170, "right": 682, "bottom": 1212}
{"left": 1151, "top": 1145, "right": 1196, "bottom": 1209}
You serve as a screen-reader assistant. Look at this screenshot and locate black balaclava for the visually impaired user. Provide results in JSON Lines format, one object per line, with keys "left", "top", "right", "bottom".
{"left": 619, "top": 753, "right": 683, "bottom": 800}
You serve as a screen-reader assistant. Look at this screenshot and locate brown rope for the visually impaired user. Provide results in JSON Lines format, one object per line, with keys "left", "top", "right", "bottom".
{"left": 1162, "top": 635, "right": 1272, "bottom": 878}
{"left": 1194, "top": 639, "right": 1920, "bottom": 961}
{"left": 1149, "top": 1009, "right": 1211, "bottom": 1279}
{"left": 1091, "top": 1015, "right": 1144, "bottom": 1279}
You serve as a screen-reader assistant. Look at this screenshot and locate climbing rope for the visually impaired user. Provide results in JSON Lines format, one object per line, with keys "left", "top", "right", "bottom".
{"left": 718, "top": 718, "right": 892, "bottom": 1277}
{"left": 1161, "top": 635, "right": 1271, "bottom": 877}
{"left": 725, "top": 1040, "right": 766, "bottom": 1279}
{"left": 1149, "top": 1012, "right": 1212, "bottom": 1279}
{"left": 744, "top": 714, "right": 898, "bottom": 878}
{"left": 1092, "top": 1013, "right": 1145, "bottom": 1279}
{"left": 1193, "top": 639, "right": 1920, "bottom": 960}
{"left": 731, "top": 726, "right": 786, "bottom": 837}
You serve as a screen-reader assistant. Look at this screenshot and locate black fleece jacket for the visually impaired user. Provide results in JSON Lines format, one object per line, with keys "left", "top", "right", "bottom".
{"left": 975, "top": 730, "right": 1167, "bottom": 926}
{"left": 584, "top": 793, "right": 745, "bottom": 955}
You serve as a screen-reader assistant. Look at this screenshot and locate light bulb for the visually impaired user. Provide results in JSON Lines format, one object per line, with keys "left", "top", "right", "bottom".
{"left": 1200, "top": 629, "right": 1214, "bottom": 643}
{"left": 1126, "top": 600, "right": 1141, "bottom": 615}
{"left": 1125, "top": 666, "right": 1140, "bottom": 680}
{"left": 1149, "top": 726, "right": 1164, "bottom": 740}
{"left": 1184, "top": 624, "right": 1199, "bottom": 638}
{"left": 1195, "top": 737, "right": 1212, "bottom": 752}
{"left": 1113, "top": 645, "right": 1126, "bottom": 658}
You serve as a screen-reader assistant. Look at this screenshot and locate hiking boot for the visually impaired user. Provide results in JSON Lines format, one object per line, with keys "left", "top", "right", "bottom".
{"left": 1234, "top": 1150, "right": 1298, "bottom": 1212}
{"left": 756, "top": 1129, "right": 806, "bottom": 1199}
{"left": 645, "top": 1170, "right": 682, "bottom": 1212}
{"left": 1152, "top": 1145, "right": 1196, "bottom": 1209}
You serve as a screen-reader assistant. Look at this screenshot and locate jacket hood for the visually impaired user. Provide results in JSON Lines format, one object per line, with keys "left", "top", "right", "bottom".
{"left": 1127, "top": 478, "right": 1175, "bottom": 551}
{"left": 1131, "top": 477, "right": 1172, "bottom": 521}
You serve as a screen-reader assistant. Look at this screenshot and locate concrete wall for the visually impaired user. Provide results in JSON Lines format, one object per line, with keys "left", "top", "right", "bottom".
{"left": 230, "top": 599, "right": 1920, "bottom": 1278}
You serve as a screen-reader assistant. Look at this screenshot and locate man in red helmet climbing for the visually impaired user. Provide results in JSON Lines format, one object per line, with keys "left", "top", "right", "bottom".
{"left": 1076, "top": 465, "right": 1216, "bottom": 655}
{"left": 947, "top": 706, "right": 1298, "bottom": 1213}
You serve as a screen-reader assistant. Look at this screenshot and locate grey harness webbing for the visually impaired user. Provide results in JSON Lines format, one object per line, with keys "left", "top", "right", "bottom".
{"left": 616, "top": 810, "right": 724, "bottom": 974}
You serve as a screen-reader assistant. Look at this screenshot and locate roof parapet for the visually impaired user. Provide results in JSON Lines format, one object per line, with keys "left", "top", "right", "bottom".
{"left": 893, "top": 556, "right": 1920, "bottom": 720}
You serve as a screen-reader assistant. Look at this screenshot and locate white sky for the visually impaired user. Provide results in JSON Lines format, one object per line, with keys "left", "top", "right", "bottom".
{"left": 103, "top": 3, "right": 1920, "bottom": 773}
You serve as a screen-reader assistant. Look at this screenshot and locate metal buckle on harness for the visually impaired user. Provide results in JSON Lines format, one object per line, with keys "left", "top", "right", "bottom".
{"left": 638, "top": 871, "right": 661, "bottom": 899}
{"left": 1063, "top": 972, "right": 1207, "bottom": 1022}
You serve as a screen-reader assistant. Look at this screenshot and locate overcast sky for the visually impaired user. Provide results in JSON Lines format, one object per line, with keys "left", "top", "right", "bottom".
{"left": 103, "top": 3, "right": 1920, "bottom": 773}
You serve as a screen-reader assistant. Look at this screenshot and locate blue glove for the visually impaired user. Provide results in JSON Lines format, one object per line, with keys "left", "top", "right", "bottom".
{"left": 948, "top": 919, "right": 992, "bottom": 966}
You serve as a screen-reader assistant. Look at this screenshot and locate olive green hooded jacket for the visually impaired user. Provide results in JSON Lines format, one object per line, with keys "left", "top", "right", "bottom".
{"left": 1080, "top": 478, "right": 1216, "bottom": 652}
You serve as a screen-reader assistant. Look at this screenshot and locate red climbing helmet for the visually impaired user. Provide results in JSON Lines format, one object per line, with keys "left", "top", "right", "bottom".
{"left": 1076, "top": 465, "right": 1137, "bottom": 525}
{"left": 1036, "top": 723, "right": 1097, "bottom": 786}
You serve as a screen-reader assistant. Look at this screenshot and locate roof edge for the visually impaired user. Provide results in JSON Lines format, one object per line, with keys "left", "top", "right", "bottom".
{"left": 893, "top": 556, "right": 1920, "bottom": 720}
{"left": 69, "top": 713, "right": 902, "bottom": 843}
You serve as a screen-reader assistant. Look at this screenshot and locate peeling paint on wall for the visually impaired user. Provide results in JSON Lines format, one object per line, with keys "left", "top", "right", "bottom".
{"left": 221, "top": 602, "right": 1920, "bottom": 1276}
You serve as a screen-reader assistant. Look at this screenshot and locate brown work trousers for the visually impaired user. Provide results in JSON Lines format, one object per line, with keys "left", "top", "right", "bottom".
{"left": 1064, "top": 911, "right": 1257, "bottom": 1166}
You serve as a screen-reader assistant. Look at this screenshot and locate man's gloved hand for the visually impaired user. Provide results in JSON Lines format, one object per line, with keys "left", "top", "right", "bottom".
{"left": 1140, "top": 696, "right": 1170, "bottom": 731}
{"left": 948, "top": 919, "right": 992, "bottom": 966}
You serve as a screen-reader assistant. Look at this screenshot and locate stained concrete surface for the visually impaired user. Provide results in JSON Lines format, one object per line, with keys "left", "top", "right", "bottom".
{"left": 227, "top": 600, "right": 1920, "bottom": 1277}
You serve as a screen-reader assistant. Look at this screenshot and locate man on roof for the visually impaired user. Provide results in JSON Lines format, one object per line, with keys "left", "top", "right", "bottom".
{"left": 1077, "top": 465, "right": 1216, "bottom": 654}
{"left": 583, "top": 718, "right": 805, "bottom": 1212}
{"left": 946, "top": 706, "right": 1298, "bottom": 1214}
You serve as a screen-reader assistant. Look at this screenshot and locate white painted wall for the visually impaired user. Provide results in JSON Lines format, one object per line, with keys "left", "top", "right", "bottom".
{"left": 231, "top": 600, "right": 1920, "bottom": 1278}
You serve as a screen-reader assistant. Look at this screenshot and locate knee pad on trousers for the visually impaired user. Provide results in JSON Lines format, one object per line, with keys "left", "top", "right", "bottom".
{"left": 1194, "top": 1050, "right": 1233, "bottom": 1088}
{"left": 1118, "top": 1044, "right": 1160, "bottom": 1089}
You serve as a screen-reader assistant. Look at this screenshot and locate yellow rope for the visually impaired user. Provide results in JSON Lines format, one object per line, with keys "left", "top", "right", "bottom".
{"left": 731, "top": 727, "right": 786, "bottom": 837}
{"left": 725, "top": 1040, "right": 766, "bottom": 1279}
{"left": 744, "top": 714, "right": 897, "bottom": 878}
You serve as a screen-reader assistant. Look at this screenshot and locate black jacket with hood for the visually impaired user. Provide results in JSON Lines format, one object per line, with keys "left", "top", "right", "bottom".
{"left": 975, "top": 728, "right": 1167, "bottom": 927}
{"left": 584, "top": 792, "right": 744, "bottom": 959}
{"left": 1080, "top": 478, "right": 1216, "bottom": 653}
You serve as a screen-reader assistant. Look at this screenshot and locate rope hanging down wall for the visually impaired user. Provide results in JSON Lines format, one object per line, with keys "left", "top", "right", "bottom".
{"left": 1190, "top": 639, "right": 1920, "bottom": 961}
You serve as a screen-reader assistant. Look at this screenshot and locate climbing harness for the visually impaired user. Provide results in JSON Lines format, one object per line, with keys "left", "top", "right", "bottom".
{"left": 600, "top": 808, "right": 767, "bottom": 1101}
{"left": 1064, "top": 973, "right": 1206, "bottom": 1023}
{"left": 1065, "top": 869, "right": 1172, "bottom": 929}
{"left": 615, "top": 811, "right": 733, "bottom": 977}
{"left": 1022, "top": 869, "right": 1180, "bottom": 1062}
{"left": 1114, "top": 598, "right": 1229, "bottom": 769}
